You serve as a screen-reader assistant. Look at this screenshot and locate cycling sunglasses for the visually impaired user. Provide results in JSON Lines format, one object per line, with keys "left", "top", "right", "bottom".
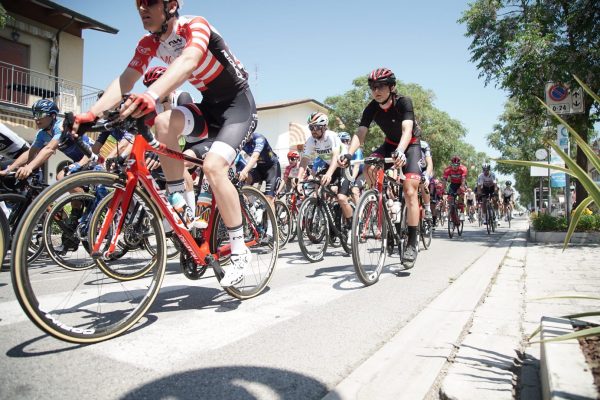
{"left": 451, "top": 162, "right": 460, "bottom": 167}
{"left": 308, "top": 125, "right": 324, "bottom": 132}
{"left": 369, "top": 82, "right": 388, "bottom": 91}
{"left": 137, "top": 0, "right": 161, "bottom": 7}
{"left": 32, "top": 111, "right": 51, "bottom": 119}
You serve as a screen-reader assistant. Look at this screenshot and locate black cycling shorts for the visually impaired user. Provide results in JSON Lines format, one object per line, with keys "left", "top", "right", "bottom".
{"left": 249, "top": 162, "right": 282, "bottom": 197}
{"left": 180, "top": 89, "right": 257, "bottom": 154}
{"left": 369, "top": 140, "right": 422, "bottom": 181}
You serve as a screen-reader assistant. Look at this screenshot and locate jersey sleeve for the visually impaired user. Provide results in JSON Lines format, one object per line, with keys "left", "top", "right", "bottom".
{"left": 31, "top": 131, "right": 47, "bottom": 149}
{"left": 443, "top": 167, "right": 450, "bottom": 179}
{"left": 396, "top": 96, "right": 415, "bottom": 122}
{"left": 179, "top": 17, "right": 211, "bottom": 53}
{"left": 302, "top": 140, "right": 315, "bottom": 160}
{"left": 252, "top": 135, "right": 266, "bottom": 154}
{"left": 127, "top": 35, "right": 157, "bottom": 74}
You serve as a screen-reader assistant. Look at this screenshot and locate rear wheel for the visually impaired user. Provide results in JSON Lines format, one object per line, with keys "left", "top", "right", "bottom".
{"left": 210, "top": 186, "right": 278, "bottom": 299}
{"left": 0, "top": 193, "right": 45, "bottom": 263}
{"left": 0, "top": 211, "right": 7, "bottom": 269}
{"left": 297, "top": 197, "right": 328, "bottom": 262}
{"left": 448, "top": 206, "right": 455, "bottom": 239}
{"left": 352, "top": 190, "right": 386, "bottom": 286}
{"left": 420, "top": 217, "right": 432, "bottom": 249}
{"left": 11, "top": 171, "right": 166, "bottom": 344}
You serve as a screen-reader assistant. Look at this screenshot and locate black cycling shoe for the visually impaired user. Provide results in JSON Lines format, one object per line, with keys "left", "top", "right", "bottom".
{"left": 402, "top": 245, "right": 418, "bottom": 269}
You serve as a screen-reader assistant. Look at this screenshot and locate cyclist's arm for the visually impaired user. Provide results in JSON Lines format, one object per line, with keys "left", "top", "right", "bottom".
{"left": 426, "top": 155, "right": 433, "bottom": 177}
{"left": 396, "top": 119, "right": 414, "bottom": 154}
{"left": 241, "top": 152, "right": 260, "bottom": 175}
{"left": 296, "top": 157, "right": 310, "bottom": 186}
{"left": 145, "top": 47, "right": 203, "bottom": 103}
{"left": 24, "top": 140, "right": 59, "bottom": 172}
{"left": 325, "top": 148, "right": 340, "bottom": 178}
{"left": 2, "top": 148, "right": 32, "bottom": 172}
{"left": 348, "top": 126, "right": 368, "bottom": 155}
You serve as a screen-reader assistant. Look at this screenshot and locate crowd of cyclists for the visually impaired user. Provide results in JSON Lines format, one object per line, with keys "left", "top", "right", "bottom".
{"left": 0, "top": 0, "right": 518, "bottom": 343}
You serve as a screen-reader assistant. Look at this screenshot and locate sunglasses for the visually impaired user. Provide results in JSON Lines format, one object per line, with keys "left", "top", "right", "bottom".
{"left": 137, "top": 0, "right": 161, "bottom": 7}
{"left": 451, "top": 163, "right": 460, "bottom": 167}
{"left": 341, "top": 139, "right": 350, "bottom": 143}
{"left": 32, "top": 111, "right": 50, "bottom": 119}
{"left": 369, "top": 83, "right": 388, "bottom": 91}
{"left": 308, "top": 125, "right": 324, "bottom": 132}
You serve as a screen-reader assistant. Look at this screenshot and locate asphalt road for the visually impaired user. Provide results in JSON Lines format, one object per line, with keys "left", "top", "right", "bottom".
{"left": 0, "top": 216, "right": 521, "bottom": 400}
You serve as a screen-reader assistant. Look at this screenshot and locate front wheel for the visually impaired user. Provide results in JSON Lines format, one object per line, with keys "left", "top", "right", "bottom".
{"left": 297, "top": 197, "right": 328, "bottom": 262}
{"left": 274, "top": 200, "right": 291, "bottom": 248}
{"left": 11, "top": 171, "right": 167, "bottom": 344}
{"left": 448, "top": 207, "right": 455, "bottom": 239}
{"left": 351, "top": 190, "right": 387, "bottom": 286}
{"left": 420, "top": 217, "right": 432, "bottom": 249}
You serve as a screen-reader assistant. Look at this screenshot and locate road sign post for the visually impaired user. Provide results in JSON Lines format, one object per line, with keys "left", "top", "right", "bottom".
{"left": 544, "top": 83, "right": 585, "bottom": 115}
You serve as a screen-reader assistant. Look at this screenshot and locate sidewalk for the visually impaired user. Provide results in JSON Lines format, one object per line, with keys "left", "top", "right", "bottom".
{"left": 440, "top": 229, "right": 600, "bottom": 400}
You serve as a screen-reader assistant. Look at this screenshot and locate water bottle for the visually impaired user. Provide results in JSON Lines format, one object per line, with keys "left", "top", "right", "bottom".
{"left": 386, "top": 199, "right": 395, "bottom": 221}
{"left": 195, "top": 177, "right": 212, "bottom": 229}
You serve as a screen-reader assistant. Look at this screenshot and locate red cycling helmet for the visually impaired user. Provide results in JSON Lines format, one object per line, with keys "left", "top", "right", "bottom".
{"left": 143, "top": 66, "right": 166, "bottom": 87}
{"left": 368, "top": 68, "right": 396, "bottom": 86}
{"left": 287, "top": 150, "right": 299, "bottom": 160}
{"left": 451, "top": 156, "right": 461, "bottom": 164}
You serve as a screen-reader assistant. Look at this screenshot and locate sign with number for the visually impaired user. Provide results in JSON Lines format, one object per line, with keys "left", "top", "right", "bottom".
{"left": 544, "top": 82, "right": 585, "bottom": 115}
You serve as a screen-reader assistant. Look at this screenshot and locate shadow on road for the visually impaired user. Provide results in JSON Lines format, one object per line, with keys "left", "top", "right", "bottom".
{"left": 121, "top": 366, "right": 328, "bottom": 400}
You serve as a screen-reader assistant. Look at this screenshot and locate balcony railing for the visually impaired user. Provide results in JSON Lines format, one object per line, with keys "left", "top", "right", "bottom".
{"left": 0, "top": 61, "right": 101, "bottom": 114}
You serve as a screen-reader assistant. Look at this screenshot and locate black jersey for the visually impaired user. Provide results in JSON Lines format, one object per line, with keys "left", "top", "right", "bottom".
{"left": 359, "top": 95, "right": 417, "bottom": 144}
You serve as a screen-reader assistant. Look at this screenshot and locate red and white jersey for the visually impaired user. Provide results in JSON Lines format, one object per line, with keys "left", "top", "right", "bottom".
{"left": 443, "top": 165, "right": 468, "bottom": 184}
{"left": 128, "top": 16, "right": 248, "bottom": 102}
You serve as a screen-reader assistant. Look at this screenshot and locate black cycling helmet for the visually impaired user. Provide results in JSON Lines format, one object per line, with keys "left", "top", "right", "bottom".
{"left": 368, "top": 68, "right": 396, "bottom": 86}
{"left": 506, "top": 180, "right": 512, "bottom": 186}
{"left": 32, "top": 99, "right": 59, "bottom": 118}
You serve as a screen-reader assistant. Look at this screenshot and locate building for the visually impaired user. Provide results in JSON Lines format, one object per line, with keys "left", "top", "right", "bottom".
{"left": 256, "top": 98, "right": 332, "bottom": 168}
{"left": 0, "top": 0, "right": 117, "bottom": 182}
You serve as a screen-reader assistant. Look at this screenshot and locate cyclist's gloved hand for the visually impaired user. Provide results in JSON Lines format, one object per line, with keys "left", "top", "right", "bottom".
{"left": 121, "top": 92, "right": 158, "bottom": 119}
{"left": 145, "top": 151, "right": 160, "bottom": 170}
{"left": 67, "top": 162, "right": 82, "bottom": 175}
{"left": 338, "top": 153, "right": 352, "bottom": 167}
{"left": 391, "top": 150, "right": 407, "bottom": 166}
{"left": 71, "top": 111, "right": 97, "bottom": 138}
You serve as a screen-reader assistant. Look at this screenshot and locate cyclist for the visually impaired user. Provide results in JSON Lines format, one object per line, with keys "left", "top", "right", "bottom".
{"left": 341, "top": 68, "right": 422, "bottom": 267}
{"left": 297, "top": 112, "right": 353, "bottom": 231}
{"left": 502, "top": 180, "right": 515, "bottom": 221}
{"left": 465, "top": 187, "right": 477, "bottom": 222}
{"left": 238, "top": 132, "right": 281, "bottom": 205}
{"left": 0, "top": 122, "right": 30, "bottom": 171}
{"left": 339, "top": 131, "right": 364, "bottom": 205}
{"left": 71, "top": 0, "right": 256, "bottom": 287}
{"left": 282, "top": 150, "right": 300, "bottom": 193}
{"left": 476, "top": 163, "right": 498, "bottom": 225}
{"left": 430, "top": 177, "right": 444, "bottom": 227}
{"left": 442, "top": 156, "right": 468, "bottom": 221}
{"left": 418, "top": 135, "right": 434, "bottom": 221}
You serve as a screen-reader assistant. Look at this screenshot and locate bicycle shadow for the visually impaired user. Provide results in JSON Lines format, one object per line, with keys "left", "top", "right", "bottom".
{"left": 120, "top": 366, "right": 328, "bottom": 400}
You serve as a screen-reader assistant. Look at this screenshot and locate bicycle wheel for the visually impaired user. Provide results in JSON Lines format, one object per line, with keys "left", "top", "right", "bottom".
{"left": 457, "top": 219, "right": 464, "bottom": 236}
{"left": 507, "top": 208, "right": 512, "bottom": 229}
{"left": 0, "top": 193, "right": 44, "bottom": 263}
{"left": 351, "top": 189, "right": 387, "bottom": 286}
{"left": 297, "top": 197, "right": 328, "bottom": 262}
{"left": 0, "top": 210, "right": 7, "bottom": 269}
{"left": 420, "top": 217, "right": 432, "bottom": 249}
{"left": 88, "top": 190, "right": 159, "bottom": 281}
{"left": 486, "top": 205, "right": 492, "bottom": 234}
{"left": 274, "top": 199, "right": 291, "bottom": 248}
{"left": 11, "top": 171, "right": 166, "bottom": 343}
{"left": 43, "top": 192, "right": 96, "bottom": 271}
{"left": 447, "top": 207, "right": 455, "bottom": 239}
{"left": 210, "top": 185, "right": 278, "bottom": 299}
{"left": 478, "top": 209, "right": 483, "bottom": 227}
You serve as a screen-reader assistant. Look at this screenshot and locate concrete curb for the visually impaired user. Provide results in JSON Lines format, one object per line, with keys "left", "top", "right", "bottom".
{"left": 322, "top": 230, "right": 519, "bottom": 400}
{"left": 528, "top": 228, "right": 600, "bottom": 244}
{"left": 540, "top": 316, "right": 597, "bottom": 400}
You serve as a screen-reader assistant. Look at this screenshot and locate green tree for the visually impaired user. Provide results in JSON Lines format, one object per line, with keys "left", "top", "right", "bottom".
{"left": 0, "top": 3, "right": 12, "bottom": 29}
{"left": 324, "top": 76, "right": 485, "bottom": 179}
{"left": 460, "top": 0, "right": 600, "bottom": 206}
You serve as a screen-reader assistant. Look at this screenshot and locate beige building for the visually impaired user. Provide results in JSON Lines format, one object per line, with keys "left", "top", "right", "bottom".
{"left": 256, "top": 98, "right": 332, "bottom": 168}
{"left": 0, "top": 0, "right": 116, "bottom": 182}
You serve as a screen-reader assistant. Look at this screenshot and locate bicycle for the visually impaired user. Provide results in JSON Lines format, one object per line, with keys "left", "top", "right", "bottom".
{"left": 11, "top": 112, "right": 278, "bottom": 343}
{"left": 446, "top": 193, "right": 464, "bottom": 239}
{"left": 419, "top": 191, "right": 433, "bottom": 250}
{"left": 350, "top": 157, "right": 412, "bottom": 286}
{"left": 504, "top": 202, "right": 512, "bottom": 228}
{"left": 296, "top": 177, "right": 351, "bottom": 262}
{"left": 482, "top": 194, "right": 497, "bottom": 234}
{"left": 277, "top": 188, "right": 301, "bottom": 242}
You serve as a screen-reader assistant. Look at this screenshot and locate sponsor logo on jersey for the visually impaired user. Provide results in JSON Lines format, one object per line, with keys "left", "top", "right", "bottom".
{"left": 136, "top": 46, "right": 152, "bottom": 55}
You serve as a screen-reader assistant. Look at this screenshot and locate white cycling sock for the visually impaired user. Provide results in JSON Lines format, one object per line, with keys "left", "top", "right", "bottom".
{"left": 424, "top": 203, "right": 431, "bottom": 211}
{"left": 228, "top": 224, "right": 246, "bottom": 255}
{"left": 184, "top": 190, "right": 196, "bottom": 215}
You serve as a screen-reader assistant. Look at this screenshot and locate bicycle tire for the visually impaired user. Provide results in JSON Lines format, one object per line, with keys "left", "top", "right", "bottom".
{"left": 297, "top": 197, "right": 328, "bottom": 262}
{"left": 274, "top": 200, "right": 291, "bottom": 248}
{"left": 43, "top": 192, "right": 97, "bottom": 271}
{"left": 486, "top": 205, "right": 492, "bottom": 234}
{"left": 210, "top": 185, "right": 278, "bottom": 300}
{"left": 457, "top": 219, "right": 464, "bottom": 236}
{"left": 351, "top": 189, "right": 387, "bottom": 286}
{"left": 11, "top": 171, "right": 166, "bottom": 343}
{"left": 0, "top": 193, "right": 45, "bottom": 263}
{"left": 420, "top": 217, "right": 432, "bottom": 249}
{"left": 0, "top": 210, "right": 7, "bottom": 269}
{"left": 448, "top": 206, "right": 455, "bottom": 239}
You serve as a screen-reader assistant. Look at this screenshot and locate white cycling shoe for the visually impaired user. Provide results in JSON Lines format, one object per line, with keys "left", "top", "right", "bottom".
{"left": 220, "top": 248, "right": 252, "bottom": 288}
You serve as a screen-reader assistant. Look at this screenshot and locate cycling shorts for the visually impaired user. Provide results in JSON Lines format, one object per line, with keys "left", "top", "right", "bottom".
{"left": 503, "top": 196, "right": 512, "bottom": 205}
{"left": 448, "top": 182, "right": 462, "bottom": 198}
{"left": 481, "top": 186, "right": 495, "bottom": 198}
{"left": 249, "top": 162, "right": 281, "bottom": 197}
{"left": 370, "top": 140, "right": 422, "bottom": 181}
{"left": 178, "top": 89, "right": 257, "bottom": 164}
{"left": 466, "top": 199, "right": 474, "bottom": 207}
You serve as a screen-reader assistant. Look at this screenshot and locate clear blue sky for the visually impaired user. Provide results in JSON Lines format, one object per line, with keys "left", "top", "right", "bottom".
{"left": 59, "top": 0, "right": 508, "bottom": 158}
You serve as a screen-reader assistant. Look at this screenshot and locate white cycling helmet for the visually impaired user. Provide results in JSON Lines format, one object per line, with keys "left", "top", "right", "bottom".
{"left": 307, "top": 111, "right": 329, "bottom": 127}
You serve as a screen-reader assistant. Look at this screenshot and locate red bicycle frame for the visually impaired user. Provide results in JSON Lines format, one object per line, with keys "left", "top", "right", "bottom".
{"left": 90, "top": 132, "right": 258, "bottom": 266}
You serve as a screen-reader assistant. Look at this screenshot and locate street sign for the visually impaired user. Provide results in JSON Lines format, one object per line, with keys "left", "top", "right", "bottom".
{"left": 557, "top": 124, "right": 569, "bottom": 151}
{"left": 544, "top": 82, "right": 585, "bottom": 115}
